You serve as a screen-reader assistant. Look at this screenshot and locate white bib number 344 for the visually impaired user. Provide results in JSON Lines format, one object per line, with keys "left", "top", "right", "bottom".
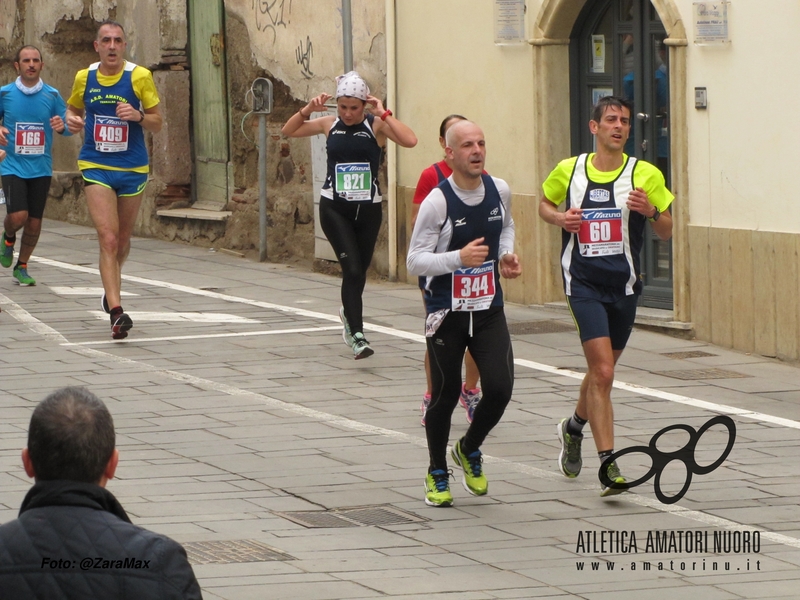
{"left": 452, "top": 261, "right": 495, "bottom": 311}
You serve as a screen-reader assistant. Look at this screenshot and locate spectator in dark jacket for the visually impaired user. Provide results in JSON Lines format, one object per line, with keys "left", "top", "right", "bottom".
{"left": 0, "top": 386, "right": 202, "bottom": 599}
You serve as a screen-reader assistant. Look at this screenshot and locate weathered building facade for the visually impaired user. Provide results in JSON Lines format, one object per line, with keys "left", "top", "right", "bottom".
{"left": 1, "top": 0, "right": 386, "bottom": 265}
{"left": 3, "top": 0, "right": 800, "bottom": 362}
{"left": 395, "top": 0, "right": 800, "bottom": 363}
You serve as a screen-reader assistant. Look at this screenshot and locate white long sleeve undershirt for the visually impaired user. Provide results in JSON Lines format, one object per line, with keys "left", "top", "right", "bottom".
{"left": 407, "top": 175, "right": 515, "bottom": 277}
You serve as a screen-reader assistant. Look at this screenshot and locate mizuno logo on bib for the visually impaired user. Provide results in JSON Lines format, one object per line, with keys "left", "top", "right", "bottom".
{"left": 94, "top": 115, "right": 129, "bottom": 152}
{"left": 452, "top": 261, "right": 495, "bottom": 311}
{"left": 15, "top": 123, "right": 45, "bottom": 155}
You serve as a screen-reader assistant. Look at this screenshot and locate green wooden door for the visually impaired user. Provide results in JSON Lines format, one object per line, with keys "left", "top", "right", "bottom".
{"left": 189, "top": 0, "right": 229, "bottom": 210}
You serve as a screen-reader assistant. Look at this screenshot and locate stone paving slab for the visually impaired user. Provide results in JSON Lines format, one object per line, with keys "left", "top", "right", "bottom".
{"left": 2, "top": 223, "right": 800, "bottom": 598}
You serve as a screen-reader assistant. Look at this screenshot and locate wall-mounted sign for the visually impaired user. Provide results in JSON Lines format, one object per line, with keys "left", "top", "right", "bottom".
{"left": 494, "top": 0, "right": 526, "bottom": 45}
{"left": 693, "top": 2, "right": 730, "bottom": 44}
{"left": 592, "top": 87, "right": 614, "bottom": 107}
{"left": 591, "top": 35, "right": 606, "bottom": 73}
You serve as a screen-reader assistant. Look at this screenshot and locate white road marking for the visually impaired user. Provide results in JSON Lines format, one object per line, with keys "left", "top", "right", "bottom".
{"left": 65, "top": 326, "right": 342, "bottom": 346}
{"left": 33, "top": 255, "right": 800, "bottom": 431}
{"left": 49, "top": 287, "right": 138, "bottom": 297}
{"left": 88, "top": 310, "right": 262, "bottom": 324}
{"left": 2, "top": 290, "right": 799, "bottom": 550}
{"left": 515, "top": 358, "right": 800, "bottom": 430}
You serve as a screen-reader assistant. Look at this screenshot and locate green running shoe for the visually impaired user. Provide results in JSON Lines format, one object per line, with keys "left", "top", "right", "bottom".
{"left": 600, "top": 460, "right": 628, "bottom": 497}
{"left": 557, "top": 418, "right": 583, "bottom": 478}
{"left": 424, "top": 468, "right": 453, "bottom": 507}
{"left": 339, "top": 306, "right": 354, "bottom": 346}
{"left": 351, "top": 332, "right": 374, "bottom": 360}
{"left": 1, "top": 233, "right": 13, "bottom": 268}
{"left": 450, "top": 439, "right": 488, "bottom": 496}
{"left": 13, "top": 265, "right": 35, "bottom": 286}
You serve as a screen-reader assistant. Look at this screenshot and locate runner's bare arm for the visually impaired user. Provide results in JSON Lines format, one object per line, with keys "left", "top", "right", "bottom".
{"left": 115, "top": 102, "right": 163, "bottom": 134}
{"left": 282, "top": 94, "right": 334, "bottom": 138}
{"left": 368, "top": 96, "right": 417, "bottom": 148}
{"left": 626, "top": 187, "right": 672, "bottom": 241}
{"left": 539, "top": 197, "right": 581, "bottom": 233}
{"left": 66, "top": 105, "right": 85, "bottom": 134}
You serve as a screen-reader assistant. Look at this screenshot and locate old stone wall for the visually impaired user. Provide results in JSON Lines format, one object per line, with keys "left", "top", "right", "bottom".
{"left": 3, "top": 0, "right": 389, "bottom": 272}
{"left": 2, "top": 0, "right": 195, "bottom": 241}
{"left": 221, "top": 0, "right": 389, "bottom": 272}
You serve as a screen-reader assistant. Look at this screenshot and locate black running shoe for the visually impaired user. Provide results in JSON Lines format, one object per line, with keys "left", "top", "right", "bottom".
{"left": 111, "top": 312, "right": 133, "bottom": 340}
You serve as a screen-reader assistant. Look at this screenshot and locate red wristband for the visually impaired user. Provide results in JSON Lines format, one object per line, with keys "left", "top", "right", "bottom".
{"left": 380, "top": 109, "right": 392, "bottom": 121}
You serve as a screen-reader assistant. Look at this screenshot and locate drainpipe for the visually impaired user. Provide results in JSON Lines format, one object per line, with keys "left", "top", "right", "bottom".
{"left": 342, "top": 0, "right": 353, "bottom": 71}
{"left": 385, "top": 0, "right": 397, "bottom": 281}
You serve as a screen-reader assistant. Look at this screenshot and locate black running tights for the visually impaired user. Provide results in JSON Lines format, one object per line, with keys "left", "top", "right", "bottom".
{"left": 425, "top": 307, "right": 514, "bottom": 470}
{"left": 319, "top": 197, "right": 382, "bottom": 334}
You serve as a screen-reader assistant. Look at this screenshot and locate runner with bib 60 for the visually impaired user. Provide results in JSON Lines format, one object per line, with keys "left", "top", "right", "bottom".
{"left": 539, "top": 96, "right": 674, "bottom": 497}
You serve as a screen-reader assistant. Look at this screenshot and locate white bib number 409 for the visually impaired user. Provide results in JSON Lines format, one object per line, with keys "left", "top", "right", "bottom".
{"left": 97, "top": 126, "right": 125, "bottom": 142}
{"left": 94, "top": 116, "right": 129, "bottom": 152}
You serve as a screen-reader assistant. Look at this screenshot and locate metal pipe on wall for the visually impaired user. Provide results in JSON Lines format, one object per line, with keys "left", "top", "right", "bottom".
{"left": 258, "top": 113, "right": 267, "bottom": 261}
{"left": 385, "top": 0, "right": 397, "bottom": 280}
{"left": 342, "top": 0, "right": 353, "bottom": 72}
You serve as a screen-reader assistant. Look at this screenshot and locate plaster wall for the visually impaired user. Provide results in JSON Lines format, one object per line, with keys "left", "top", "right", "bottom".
{"left": 395, "top": 0, "right": 541, "bottom": 303}
{"left": 681, "top": 0, "right": 800, "bottom": 233}
{"left": 395, "top": 0, "right": 537, "bottom": 194}
{"left": 0, "top": 2, "right": 16, "bottom": 51}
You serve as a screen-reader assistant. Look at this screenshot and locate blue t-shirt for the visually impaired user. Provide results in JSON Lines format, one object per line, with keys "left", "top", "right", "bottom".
{"left": 0, "top": 81, "right": 68, "bottom": 178}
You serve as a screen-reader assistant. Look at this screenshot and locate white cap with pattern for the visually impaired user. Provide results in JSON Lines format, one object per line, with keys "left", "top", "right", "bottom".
{"left": 335, "top": 71, "right": 370, "bottom": 100}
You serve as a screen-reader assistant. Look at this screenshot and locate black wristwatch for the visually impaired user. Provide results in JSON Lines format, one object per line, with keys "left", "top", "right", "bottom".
{"left": 649, "top": 206, "right": 661, "bottom": 222}
{"left": 138, "top": 109, "right": 146, "bottom": 123}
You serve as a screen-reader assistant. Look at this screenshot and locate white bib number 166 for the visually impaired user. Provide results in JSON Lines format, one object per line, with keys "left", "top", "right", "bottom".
{"left": 20, "top": 131, "right": 42, "bottom": 145}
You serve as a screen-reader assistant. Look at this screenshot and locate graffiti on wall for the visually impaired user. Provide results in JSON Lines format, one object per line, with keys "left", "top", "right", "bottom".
{"left": 295, "top": 36, "right": 313, "bottom": 78}
{"left": 252, "top": 0, "right": 292, "bottom": 42}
